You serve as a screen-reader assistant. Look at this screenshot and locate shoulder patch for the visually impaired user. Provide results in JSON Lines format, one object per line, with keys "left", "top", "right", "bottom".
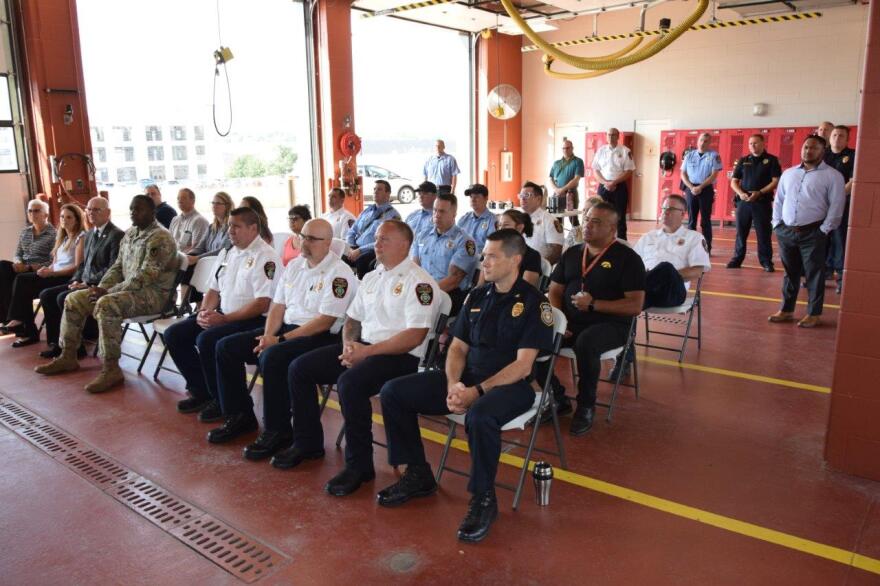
{"left": 465, "top": 240, "right": 476, "bottom": 256}
{"left": 416, "top": 282, "right": 434, "bottom": 306}
{"left": 715, "top": 154, "right": 722, "bottom": 163}
{"left": 540, "top": 302, "right": 554, "bottom": 327}
{"left": 332, "top": 277, "right": 348, "bottom": 299}
{"left": 554, "top": 219, "right": 563, "bottom": 234}
{"left": 264, "top": 261, "right": 276, "bottom": 280}
{"left": 348, "top": 219, "right": 354, "bottom": 228}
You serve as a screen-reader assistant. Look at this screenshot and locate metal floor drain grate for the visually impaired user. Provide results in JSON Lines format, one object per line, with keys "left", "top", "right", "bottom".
{"left": 171, "top": 516, "right": 285, "bottom": 584}
{"left": 0, "top": 395, "right": 288, "bottom": 582}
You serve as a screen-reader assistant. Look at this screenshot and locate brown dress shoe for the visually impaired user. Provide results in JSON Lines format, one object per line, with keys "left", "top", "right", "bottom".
{"left": 797, "top": 315, "right": 821, "bottom": 328}
{"left": 767, "top": 311, "right": 794, "bottom": 323}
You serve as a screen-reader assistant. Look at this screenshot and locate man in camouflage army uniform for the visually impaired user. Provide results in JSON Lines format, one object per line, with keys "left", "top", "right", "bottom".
{"left": 35, "top": 195, "right": 179, "bottom": 394}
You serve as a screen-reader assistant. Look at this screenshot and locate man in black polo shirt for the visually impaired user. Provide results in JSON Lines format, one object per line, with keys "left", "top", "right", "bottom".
{"left": 549, "top": 202, "right": 645, "bottom": 436}
{"left": 727, "top": 134, "right": 782, "bottom": 272}
{"left": 376, "top": 229, "right": 554, "bottom": 543}
{"left": 824, "top": 125, "right": 856, "bottom": 294}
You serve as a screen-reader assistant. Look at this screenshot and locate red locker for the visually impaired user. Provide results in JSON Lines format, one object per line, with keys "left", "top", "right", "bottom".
{"left": 584, "top": 131, "right": 635, "bottom": 212}
{"left": 717, "top": 128, "right": 767, "bottom": 222}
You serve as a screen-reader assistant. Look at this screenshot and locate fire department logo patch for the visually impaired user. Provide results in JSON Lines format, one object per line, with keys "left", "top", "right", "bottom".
{"left": 466, "top": 240, "right": 476, "bottom": 256}
{"left": 416, "top": 283, "right": 434, "bottom": 306}
{"left": 264, "top": 261, "right": 276, "bottom": 279}
{"left": 540, "top": 302, "right": 554, "bottom": 327}
{"left": 332, "top": 277, "right": 348, "bottom": 299}
{"left": 554, "top": 219, "right": 563, "bottom": 234}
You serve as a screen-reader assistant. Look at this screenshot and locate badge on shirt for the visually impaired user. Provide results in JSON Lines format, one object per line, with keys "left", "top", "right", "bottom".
{"left": 392, "top": 282, "right": 403, "bottom": 296}
{"left": 264, "top": 261, "right": 276, "bottom": 279}
{"left": 678, "top": 238, "right": 685, "bottom": 246}
{"left": 332, "top": 277, "right": 348, "bottom": 299}
{"left": 416, "top": 283, "right": 434, "bottom": 306}
{"left": 601, "top": 261, "right": 611, "bottom": 269}
{"left": 763, "top": 158, "right": 769, "bottom": 164}
{"left": 246, "top": 257, "right": 255, "bottom": 269}
{"left": 511, "top": 301, "right": 524, "bottom": 318}
{"left": 480, "top": 221, "right": 488, "bottom": 230}
{"left": 315, "top": 280, "right": 324, "bottom": 291}
{"left": 553, "top": 219, "right": 563, "bottom": 234}
{"left": 465, "top": 240, "right": 476, "bottom": 256}
{"left": 842, "top": 156, "right": 850, "bottom": 164}
{"left": 446, "top": 240, "right": 454, "bottom": 249}
{"left": 540, "top": 302, "right": 554, "bottom": 327}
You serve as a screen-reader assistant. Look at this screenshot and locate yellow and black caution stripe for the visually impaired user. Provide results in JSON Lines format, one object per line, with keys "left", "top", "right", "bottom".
{"left": 362, "top": 0, "right": 456, "bottom": 19}
{"left": 522, "top": 11, "right": 822, "bottom": 52}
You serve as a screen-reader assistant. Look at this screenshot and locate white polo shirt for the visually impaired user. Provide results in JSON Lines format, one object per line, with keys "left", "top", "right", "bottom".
{"left": 209, "top": 236, "right": 281, "bottom": 314}
{"left": 272, "top": 252, "right": 358, "bottom": 334}
{"left": 346, "top": 257, "right": 439, "bottom": 359}
{"left": 524, "top": 207, "right": 565, "bottom": 260}
{"left": 591, "top": 144, "right": 636, "bottom": 181}
{"left": 323, "top": 207, "right": 357, "bottom": 240}
{"left": 633, "top": 225, "right": 711, "bottom": 290}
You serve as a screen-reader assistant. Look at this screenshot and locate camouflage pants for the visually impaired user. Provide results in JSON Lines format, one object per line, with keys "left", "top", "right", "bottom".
{"left": 60, "top": 289, "right": 166, "bottom": 361}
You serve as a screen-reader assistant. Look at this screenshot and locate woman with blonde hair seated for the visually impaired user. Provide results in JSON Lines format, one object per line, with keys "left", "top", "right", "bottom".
{"left": 8, "top": 203, "right": 85, "bottom": 347}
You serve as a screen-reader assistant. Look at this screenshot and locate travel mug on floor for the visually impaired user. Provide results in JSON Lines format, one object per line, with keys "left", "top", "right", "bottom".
{"left": 533, "top": 461, "right": 553, "bottom": 506}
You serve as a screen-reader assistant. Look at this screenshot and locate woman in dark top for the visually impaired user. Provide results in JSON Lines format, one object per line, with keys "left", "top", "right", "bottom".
{"left": 477, "top": 208, "right": 542, "bottom": 287}
{"left": 239, "top": 196, "right": 273, "bottom": 245}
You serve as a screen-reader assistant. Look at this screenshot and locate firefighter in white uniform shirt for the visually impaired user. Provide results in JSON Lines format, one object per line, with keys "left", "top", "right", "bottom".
{"left": 284, "top": 219, "right": 440, "bottom": 497}
{"left": 518, "top": 180, "right": 564, "bottom": 265}
{"left": 633, "top": 194, "right": 710, "bottom": 308}
{"left": 592, "top": 128, "right": 636, "bottom": 240}
{"left": 322, "top": 187, "right": 357, "bottom": 241}
{"left": 167, "top": 206, "right": 282, "bottom": 423}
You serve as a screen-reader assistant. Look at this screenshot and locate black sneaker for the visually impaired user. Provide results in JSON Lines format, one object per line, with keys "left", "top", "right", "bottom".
{"left": 457, "top": 490, "right": 498, "bottom": 543}
{"left": 197, "top": 400, "right": 223, "bottom": 422}
{"left": 376, "top": 464, "right": 438, "bottom": 507}
{"left": 325, "top": 466, "right": 375, "bottom": 497}
{"left": 177, "top": 396, "right": 212, "bottom": 414}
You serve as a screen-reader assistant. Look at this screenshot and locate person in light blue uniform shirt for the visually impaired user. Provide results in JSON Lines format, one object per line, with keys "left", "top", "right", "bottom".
{"left": 405, "top": 181, "right": 437, "bottom": 241}
{"left": 423, "top": 140, "right": 461, "bottom": 193}
{"left": 680, "top": 132, "right": 723, "bottom": 252}
{"left": 457, "top": 183, "right": 497, "bottom": 254}
{"left": 412, "top": 192, "right": 477, "bottom": 315}
{"left": 346, "top": 179, "right": 401, "bottom": 278}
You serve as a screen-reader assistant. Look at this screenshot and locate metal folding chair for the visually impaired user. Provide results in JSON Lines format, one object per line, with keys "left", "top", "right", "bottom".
{"left": 538, "top": 257, "right": 552, "bottom": 292}
{"left": 435, "top": 307, "right": 568, "bottom": 510}
{"left": 558, "top": 317, "right": 640, "bottom": 423}
{"left": 638, "top": 273, "right": 704, "bottom": 362}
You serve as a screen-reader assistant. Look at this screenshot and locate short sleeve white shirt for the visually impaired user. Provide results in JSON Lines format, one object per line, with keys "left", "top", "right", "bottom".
{"left": 272, "top": 253, "right": 358, "bottom": 333}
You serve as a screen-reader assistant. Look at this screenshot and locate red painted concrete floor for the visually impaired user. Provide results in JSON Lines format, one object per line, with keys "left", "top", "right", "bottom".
{"left": 1, "top": 221, "right": 879, "bottom": 585}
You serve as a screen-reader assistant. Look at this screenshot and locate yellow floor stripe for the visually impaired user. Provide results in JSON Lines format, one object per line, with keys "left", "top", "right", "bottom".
{"left": 316, "top": 398, "right": 880, "bottom": 576}
{"left": 701, "top": 289, "right": 841, "bottom": 309}
{"left": 636, "top": 354, "right": 830, "bottom": 394}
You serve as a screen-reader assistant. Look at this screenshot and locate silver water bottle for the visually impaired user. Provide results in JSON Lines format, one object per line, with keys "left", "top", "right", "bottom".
{"left": 533, "top": 461, "right": 553, "bottom": 506}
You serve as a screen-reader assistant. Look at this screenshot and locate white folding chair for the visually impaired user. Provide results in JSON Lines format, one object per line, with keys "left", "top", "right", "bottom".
{"left": 558, "top": 317, "right": 640, "bottom": 423}
{"left": 151, "top": 256, "right": 218, "bottom": 381}
{"left": 638, "top": 273, "right": 704, "bottom": 362}
{"left": 120, "top": 252, "right": 189, "bottom": 374}
{"left": 538, "top": 257, "right": 552, "bottom": 292}
{"left": 435, "top": 307, "right": 568, "bottom": 510}
{"left": 330, "top": 238, "right": 350, "bottom": 258}
{"left": 272, "top": 232, "right": 288, "bottom": 258}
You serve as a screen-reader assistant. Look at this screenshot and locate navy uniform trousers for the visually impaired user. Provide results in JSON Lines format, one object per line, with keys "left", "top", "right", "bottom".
{"left": 685, "top": 186, "right": 715, "bottom": 251}
{"left": 644, "top": 261, "right": 687, "bottom": 308}
{"left": 213, "top": 324, "right": 339, "bottom": 431}
{"left": 733, "top": 200, "right": 773, "bottom": 266}
{"left": 380, "top": 370, "right": 534, "bottom": 495}
{"left": 163, "top": 314, "right": 265, "bottom": 402}
{"left": 287, "top": 343, "right": 419, "bottom": 473}
{"left": 598, "top": 183, "right": 628, "bottom": 240}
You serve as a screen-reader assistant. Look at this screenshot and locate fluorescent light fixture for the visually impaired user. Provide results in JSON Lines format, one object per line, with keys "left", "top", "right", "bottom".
{"left": 498, "top": 19, "right": 558, "bottom": 35}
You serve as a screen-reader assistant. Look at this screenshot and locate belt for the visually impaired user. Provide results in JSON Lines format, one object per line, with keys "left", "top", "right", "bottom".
{"left": 785, "top": 221, "right": 822, "bottom": 233}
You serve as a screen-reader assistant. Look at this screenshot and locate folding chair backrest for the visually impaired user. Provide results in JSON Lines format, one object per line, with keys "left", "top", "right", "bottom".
{"left": 164, "top": 253, "right": 190, "bottom": 315}
{"left": 272, "top": 233, "right": 288, "bottom": 258}
{"left": 330, "top": 238, "right": 349, "bottom": 258}
{"left": 551, "top": 306, "right": 567, "bottom": 339}
{"left": 420, "top": 289, "right": 452, "bottom": 370}
{"left": 541, "top": 257, "right": 552, "bottom": 278}
{"left": 190, "top": 256, "right": 218, "bottom": 294}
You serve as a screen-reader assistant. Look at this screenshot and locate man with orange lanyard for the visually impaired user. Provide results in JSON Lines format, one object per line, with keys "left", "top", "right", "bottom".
{"left": 548, "top": 202, "right": 645, "bottom": 436}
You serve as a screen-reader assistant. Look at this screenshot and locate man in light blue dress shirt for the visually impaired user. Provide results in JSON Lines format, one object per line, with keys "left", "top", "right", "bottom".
{"left": 457, "top": 183, "right": 497, "bottom": 254}
{"left": 411, "top": 192, "right": 477, "bottom": 315}
{"left": 680, "top": 133, "right": 723, "bottom": 252}
{"left": 405, "top": 182, "right": 437, "bottom": 241}
{"left": 346, "top": 179, "right": 401, "bottom": 278}
{"left": 423, "top": 140, "right": 461, "bottom": 193}
{"left": 769, "top": 135, "right": 845, "bottom": 328}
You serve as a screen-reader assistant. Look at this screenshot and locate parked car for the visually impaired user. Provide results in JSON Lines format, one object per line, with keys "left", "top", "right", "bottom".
{"left": 358, "top": 164, "right": 416, "bottom": 204}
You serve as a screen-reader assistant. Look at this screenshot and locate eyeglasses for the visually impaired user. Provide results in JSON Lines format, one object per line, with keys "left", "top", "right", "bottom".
{"left": 518, "top": 192, "right": 537, "bottom": 199}
{"left": 85, "top": 207, "right": 105, "bottom": 212}
{"left": 300, "top": 235, "right": 327, "bottom": 243}
{"left": 27, "top": 208, "right": 43, "bottom": 213}
{"left": 211, "top": 201, "right": 227, "bottom": 206}
{"left": 288, "top": 216, "right": 303, "bottom": 222}
{"left": 660, "top": 206, "right": 686, "bottom": 214}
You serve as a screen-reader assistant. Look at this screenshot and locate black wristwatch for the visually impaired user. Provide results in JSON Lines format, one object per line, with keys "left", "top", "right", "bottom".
{"left": 587, "top": 301, "right": 595, "bottom": 312}
{"left": 276, "top": 334, "right": 284, "bottom": 344}
{"left": 476, "top": 384, "right": 485, "bottom": 396}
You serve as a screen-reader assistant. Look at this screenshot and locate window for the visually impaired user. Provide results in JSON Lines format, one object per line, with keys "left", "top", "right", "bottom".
{"left": 112, "top": 126, "right": 132, "bottom": 142}
{"left": 91, "top": 126, "right": 104, "bottom": 142}
{"left": 194, "top": 125, "right": 205, "bottom": 140}
{"left": 96, "top": 147, "right": 106, "bottom": 162}
{"left": 96, "top": 168, "right": 109, "bottom": 183}
{"left": 173, "top": 165, "right": 189, "bottom": 180}
{"left": 114, "top": 146, "right": 135, "bottom": 162}
{"left": 149, "top": 165, "right": 166, "bottom": 182}
{"left": 172, "top": 146, "right": 187, "bottom": 160}
{"left": 171, "top": 125, "right": 186, "bottom": 140}
{"left": 195, "top": 145, "right": 206, "bottom": 157}
{"left": 197, "top": 164, "right": 207, "bottom": 177}
{"left": 145, "top": 125, "right": 162, "bottom": 141}
{"left": 0, "top": 74, "right": 18, "bottom": 171}
{"left": 117, "top": 167, "right": 137, "bottom": 182}
{"left": 147, "top": 146, "right": 164, "bottom": 161}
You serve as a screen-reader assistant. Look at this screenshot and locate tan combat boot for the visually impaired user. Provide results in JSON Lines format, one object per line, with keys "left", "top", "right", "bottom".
{"left": 34, "top": 346, "right": 80, "bottom": 376}
{"left": 84, "top": 360, "right": 124, "bottom": 394}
